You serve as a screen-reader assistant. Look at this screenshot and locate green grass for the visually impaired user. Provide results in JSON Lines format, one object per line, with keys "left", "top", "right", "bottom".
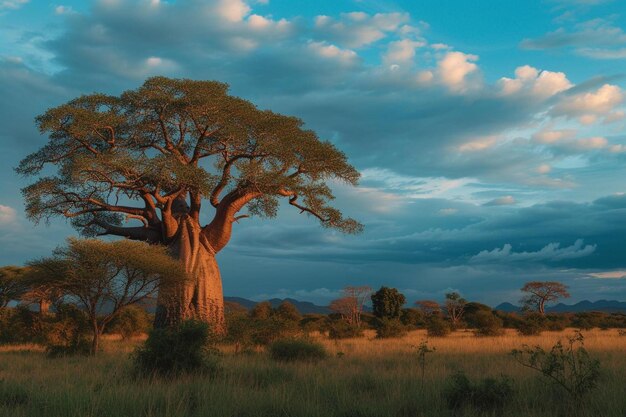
{"left": 0, "top": 330, "right": 624, "bottom": 417}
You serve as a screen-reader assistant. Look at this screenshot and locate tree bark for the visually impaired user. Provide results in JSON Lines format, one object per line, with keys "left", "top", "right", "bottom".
{"left": 154, "top": 216, "right": 225, "bottom": 333}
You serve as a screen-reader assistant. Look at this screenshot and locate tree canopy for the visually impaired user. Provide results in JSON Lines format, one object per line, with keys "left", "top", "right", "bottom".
{"left": 17, "top": 77, "right": 362, "bottom": 252}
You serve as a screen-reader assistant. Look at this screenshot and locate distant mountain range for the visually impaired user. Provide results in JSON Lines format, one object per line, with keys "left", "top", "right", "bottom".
{"left": 494, "top": 300, "right": 626, "bottom": 313}
{"left": 226, "top": 297, "right": 626, "bottom": 314}
{"left": 225, "top": 297, "right": 331, "bottom": 314}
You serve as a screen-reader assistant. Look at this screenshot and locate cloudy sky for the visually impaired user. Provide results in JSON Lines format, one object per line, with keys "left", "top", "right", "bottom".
{"left": 1, "top": 0, "right": 626, "bottom": 306}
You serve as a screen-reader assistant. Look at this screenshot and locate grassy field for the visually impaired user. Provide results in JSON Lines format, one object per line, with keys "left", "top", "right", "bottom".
{"left": 0, "top": 329, "right": 624, "bottom": 417}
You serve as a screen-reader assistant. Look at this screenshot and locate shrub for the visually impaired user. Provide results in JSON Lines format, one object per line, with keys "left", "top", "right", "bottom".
{"left": 327, "top": 320, "right": 363, "bottom": 339}
{"left": 108, "top": 305, "right": 151, "bottom": 340}
{"left": 511, "top": 330, "right": 600, "bottom": 397}
{"left": 44, "top": 304, "right": 91, "bottom": 357}
{"left": 516, "top": 313, "right": 546, "bottom": 335}
{"left": 473, "top": 311, "right": 504, "bottom": 337}
{"left": 269, "top": 338, "right": 327, "bottom": 362}
{"left": 375, "top": 318, "right": 407, "bottom": 339}
{"left": 443, "top": 371, "right": 515, "bottom": 412}
{"left": 426, "top": 316, "right": 451, "bottom": 337}
{"left": 132, "top": 320, "right": 220, "bottom": 377}
{"left": 0, "top": 306, "right": 43, "bottom": 344}
{"left": 251, "top": 317, "right": 299, "bottom": 346}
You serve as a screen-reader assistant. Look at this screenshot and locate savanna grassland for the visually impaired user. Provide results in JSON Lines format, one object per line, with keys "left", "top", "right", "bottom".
{"left": 0, "top": 329, "right": 624, "bottom": 417}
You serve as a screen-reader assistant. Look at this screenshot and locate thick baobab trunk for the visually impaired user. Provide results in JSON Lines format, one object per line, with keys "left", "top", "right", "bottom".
{"left": 154, "top": 216, "right": 225, "bottom": 333}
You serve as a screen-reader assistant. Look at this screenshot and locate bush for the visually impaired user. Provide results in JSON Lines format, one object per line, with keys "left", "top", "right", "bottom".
{"left": 473, "top": 311, "right": 504, "bottom": 337}
{"left": 0, "top": 306, "right": 43, "bottom": 344}
{"left": 108, "top": 305, "right": 151, "bottom": 340}
{"left": 327, "top": 320, "right": 363, "bottom": 339}
{"left": 511, "top": 330, "right": 600, "bottom": 397}
{"left": 426, "top": 316, "right": 451, "bottom": 337}
{"left": 375, "top": 318, "right": 407, "bottom": 339}
{"left": 44, "top": 304, "right": 91, "bottom": 357}
{"left": 269, "top": 338, "right": 327, "bottom": 362}
{"left": 251, "top": 317, "right": 299, "bottom": 346}
{"left": 132, "top": 320, "right": 220, "bottom": 377}
{"left": 443, "top": 371, "right": 515, "bottom": 411}
{"left": 516, "top": 313, "right": 546, "bottom": 335}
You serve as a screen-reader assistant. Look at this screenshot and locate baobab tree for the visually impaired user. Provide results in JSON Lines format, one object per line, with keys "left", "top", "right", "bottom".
{"left": 17, "top": 77, "right": 362, "bottom": 331}
{"left": 520, "top": 281, "right": 570, "bottom": 315}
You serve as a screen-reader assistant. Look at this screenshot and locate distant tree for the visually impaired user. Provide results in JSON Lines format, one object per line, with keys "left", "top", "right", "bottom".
{"left": 415, "top": 300, "right": 441, "bottom": 316}
{"left": 520, "top": 281, "right": 570, "bottom": 315}
{"left": 401, "top": 308, "right": 425, "bottom": 328}
{"left": 444, "top": 292, "right": 467, "bottom": 327}
{"left": 371, "top": 287, "right": 406, "bottom": 319}
{"left": 275, "top": 301, "right": 302, "bottom": 322}
{"left": 250, "top": 301, "right": 272, "bottom": 320}
{"left": 29, "top": 238, "right": 184, "bottom": 355}
{"left": 0, "top": 266, "right": 29, "bottom": 307}
{"left": 20, "top": 267, "right": 64, "bottom": 314}
{"left": 463, "top": 302, "right": 494, "bottom": 328}
{"left": 17, "top": 77, "right": 362, "bottom": 332}
{"left": 329, "top": 285, "right": 371, "bottom": 327}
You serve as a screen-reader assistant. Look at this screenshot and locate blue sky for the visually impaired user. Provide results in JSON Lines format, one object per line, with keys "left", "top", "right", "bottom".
{"left": 1, "top": 0, "right": 626, "bottom": 306}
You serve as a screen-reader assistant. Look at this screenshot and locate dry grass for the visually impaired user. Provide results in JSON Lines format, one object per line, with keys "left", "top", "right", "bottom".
{"left": 0, "top": 328, "right": 623, "bottom": 417}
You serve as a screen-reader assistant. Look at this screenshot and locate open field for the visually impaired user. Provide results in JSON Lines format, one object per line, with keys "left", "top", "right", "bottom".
{"left": 0, "top": 329, "right": 624, "bottom": 417}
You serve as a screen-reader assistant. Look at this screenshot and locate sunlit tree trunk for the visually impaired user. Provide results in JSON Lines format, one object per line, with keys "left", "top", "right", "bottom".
{"left": 154, "top": 216, "right": 225, "bottom": 333}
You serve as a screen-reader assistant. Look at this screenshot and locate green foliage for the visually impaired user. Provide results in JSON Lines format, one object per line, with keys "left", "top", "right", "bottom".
{"left": 426, "top": 315, "right": 451, "bottom": 337}
{"left": 44, "top": 304, "right": 91, "bottom": 357}
{"left": 133, "top": 320, "right": 220, "bottom": 377}
{"left": 18, "top": 76, "right": 362, "bottom": 238}
{"left": 268, "top": 338, "right": 327, "bottom": 362}
{"left": 473, "top": 311, "right": 505, "bottom": 337}
{"left": 0, "top": 266, "right": 30, "bottom": 307}
{"left": 370, "top": 287, "right": 406, "bottom": 319}
{"left": 108, "top": 305, "right": 152, "bottom": 340}
{"left": 463, "top": 302, "right": 493, "bottom": 328}
{"left": 516, "top": 312, "right": 547, "bottom": 335}
{"left": 400, "top": 308, "right": 425, "bottom": 328}
{"left": 511, "top": 331, "right": 601, "bottom": 397}
{"left": 412, "top": 340, "right": 436, "bottom": 387}
{"left": 0, "top": 306, "right": 44, "bottom": 344}
{"left": 327, "top": 320, "right": 364, "bottom": 339}
{"left": 274, "top": 301, "right": 302, "bottom": 322}
{"left": 374, "top": 318, "right": 407, "bottom": 339}
{"left": 443, "top": 371, "right": 515, "bottom": 412}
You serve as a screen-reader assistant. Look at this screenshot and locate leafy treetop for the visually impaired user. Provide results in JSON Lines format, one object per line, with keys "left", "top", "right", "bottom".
{"left": 17, "top": 77, "right": 362, "bottom": 251}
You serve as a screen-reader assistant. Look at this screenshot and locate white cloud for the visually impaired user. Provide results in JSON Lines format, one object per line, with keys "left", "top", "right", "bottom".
{"left": 498, "top": 65, "right": 572, "bottom": 98}
{"left": 55, "top": 5, "right": 75, "bottom": 15}
{"left": 0, "top": 0, "right": 28, "bottom": 10}
{"left": 458, "top": 135, "right": 499, "bottom": 152}
{"left": 0, "top": 205, "right": 16, "bottom": 225}
{"left": 215, "top": 0, "right": 250, "bottom": 22}
{"left": 532, "top": 128, "right": 577, "bottom": 144}
{"left": 383, "top": 39, "right": 425, "bottom": 65}
{"left": 588, "top": 271, "right": 626, "bottom": 279}
{"left": 308, "top": 41, "right": 357, "bottom": 65}
{"left": 436, "top": 51, "right": 481, "bottom": 93}
{"left": 314, "top": 12, "right": 410, "bottom": 48}
{"left": 536, "top": 164, "right": 552, "bottom": 174}
{"left": 552, "top": 84, "right": 624, "bottom": 123}
{"left": 471, "top": 239, "right": 596, "bottom": 263}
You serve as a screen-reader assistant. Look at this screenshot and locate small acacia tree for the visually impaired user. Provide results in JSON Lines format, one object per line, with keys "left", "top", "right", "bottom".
{"left": 444, "top": 292, "right": 466, "bottom": 327}
{"left": 29, "top": 238, "right": 185, "bottom": 354}
{"left": 17, "top": 77, "right": 361, "bottom": 332}
{"left": 371, "top": 287, "right": 406, "bottom": 319}
{"left": 415, "top": 300, "right": 441, "bottom": 316}
{"left": 329, "top": 286, "right": 371, "bottom": 326}
{"left": 520, "top": 281, "right": 570, "bottom": 315}
{"left": 0, "top": 266, "right": 29, "bottom": 308}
